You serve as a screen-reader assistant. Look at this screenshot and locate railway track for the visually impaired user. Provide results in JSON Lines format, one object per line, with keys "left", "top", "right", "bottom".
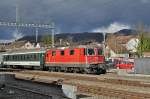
{"left": 0, "top": 68, "right": 23, "bottom": 72}
{"left": 6, "top": 84, "right": 52, "bottom": 98}
{"left": 19, "top": 70, "right": 150, "bottom": 88}
{"left": 78, "top": 85, "right": 150, "bottom": 99}
{"left": 1, "top": 69, "right": 150, "bottom": 98}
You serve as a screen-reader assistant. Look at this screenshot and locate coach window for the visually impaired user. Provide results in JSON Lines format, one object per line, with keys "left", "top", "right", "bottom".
{"left": 29, "top": 54, "right": 32, "bottom": 61}
{"left": 6, "top": 56, "right": 8, "bottom": 61}
{"left": 37, "top": 53, "right": 40, "bottom": 61}
{"left": 4, "top": 56, "right": 7, "bottom": 61}
{"left": 52, "top": 51, "right": 56, "bottom": 56}
{"left": 4, "top": 56, "right": 6, "bottom": 61}
{"left": 12, "top": 55, "right": 15, "bottom": 61}
{"left": 60, "top": 50, "right": 64, "bottom": 56}
{"left": 7, "top": 55, "right": 9, "bottom": 61}
{"left": 33, "top": 54, "right": 36, "bottom": 61}
{"left": 14, "top": 55, "right": 16, "bottom": 61}
{"left": 20, "top": 55, "right": 22, "bottom": 61}
{"left": 17, "top": 55, "right": 19, "bottom": 61}
{"left": 26, "top": 54, "right": 29, "bottom": 61}
{"left": 3, "top": 56, "right": 5, "bottom": 61}
{"left": 22, "top": 55, "right": 25, "bottom": 61}
{"left": 25, "top": 55, "right": 27, "bottom": 61}
{"left": 9, "top": 55, "right": 12, "bottom": 61}
{"left": 70, "top": 50, "right": 74, "bottom": 55}
{"left": 30, "top": 54, "right": 33, "bottom": 61}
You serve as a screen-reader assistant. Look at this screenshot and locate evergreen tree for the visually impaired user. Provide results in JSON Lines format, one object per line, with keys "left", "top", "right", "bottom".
{"left": 41, "top": 35, "right": 52, "bottom": 47}
{"left": 137, "top": 32, "right": 150, "bottom": 57}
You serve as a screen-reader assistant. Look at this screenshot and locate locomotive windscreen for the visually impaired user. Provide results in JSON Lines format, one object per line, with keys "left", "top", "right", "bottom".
{"left": 84, "top": 48, "right": 95, "bottom": 55}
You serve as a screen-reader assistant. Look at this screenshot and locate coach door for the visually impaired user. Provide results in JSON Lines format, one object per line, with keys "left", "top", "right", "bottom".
{"left": 40, "top": 53, "right": 45, "bottom": 67}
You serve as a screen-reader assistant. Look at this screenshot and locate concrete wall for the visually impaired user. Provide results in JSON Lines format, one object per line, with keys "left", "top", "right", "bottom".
{"left": 80, "top": 95, "right": 122, "bottom": 99}
{"left": 135, "top": 58, "right": 150, "bottom": 75}
{"left": 0, "top": 54, "right": 3, "bottom": 67}
{"left": 0, "top": 74, "right": 68, "bottom": 99}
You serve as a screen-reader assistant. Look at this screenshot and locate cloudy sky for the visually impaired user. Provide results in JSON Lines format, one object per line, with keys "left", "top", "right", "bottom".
{"left": 0, "top": 0, "right": 150, "bottom": 41}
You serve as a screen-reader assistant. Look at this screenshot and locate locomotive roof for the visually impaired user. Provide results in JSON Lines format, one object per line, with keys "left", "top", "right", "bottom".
{"left": 46, "top": 45, "right": 102, "bottom": 50}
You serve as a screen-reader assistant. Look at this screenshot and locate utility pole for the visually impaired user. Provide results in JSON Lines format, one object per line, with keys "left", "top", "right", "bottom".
{"left": 0, "top": 4, "right": 55, "bottom": 48}
{"left": 103, "top": 32, "right": 106, "bottom": 57}
{"left": 51, "top": 22, "right": 55, "bottom": 48}
{"left": 36, "top": 28, "right": 38, "bottom": 43}
{"left": 15, "top": 4, "right": 19, "bottom": 38}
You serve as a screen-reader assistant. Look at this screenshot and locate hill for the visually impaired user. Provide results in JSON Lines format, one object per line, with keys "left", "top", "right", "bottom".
{"left": 17, "top": 32, "right": 104, "bottom": 45}
{"left": 114, "top": 29, "right": 137, "bottom": 35}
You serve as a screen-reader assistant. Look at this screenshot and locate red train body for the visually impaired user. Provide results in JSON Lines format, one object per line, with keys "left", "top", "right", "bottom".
{"left": 45, "top": 47, "right": 106, "bottom": 74}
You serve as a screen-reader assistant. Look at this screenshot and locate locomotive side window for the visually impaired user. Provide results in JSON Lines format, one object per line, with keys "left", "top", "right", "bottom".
{"left": 46, "top": 54, "right": 49, "bottom": 57}
{"left": 52, "top": 51, "right": 56, "bottom": 56}
{"left": 84, "top": 48, "right": 95, "bottom": 55}
{"left": 60, "top": 50, "right": 64, "bottom": 56}
{"left": 70, "top": 50, "right": 74, "bottom": 55}
{"left": 98, "top": 49, "right": 103, "bottom": 55}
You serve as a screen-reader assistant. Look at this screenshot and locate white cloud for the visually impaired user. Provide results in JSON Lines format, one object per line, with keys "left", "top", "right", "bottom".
{"left": 0, "top": 40, "right": 13, "bottom": 43}
{"left": 92, "top": 22, "right": 131, "bottom": 33}
{"left": 0, "top": 30, "right": 24, "bottom": 43}
{"left": 13, "top": 29, "right": 24, "bottom": 40}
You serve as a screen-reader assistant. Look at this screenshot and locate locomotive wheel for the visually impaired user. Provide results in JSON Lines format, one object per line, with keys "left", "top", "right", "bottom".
{"left": 82, "top": 68, "right": 90, "bottom": 74}
{"left": 97, "top": 68, "right": 106, "bottom": 74}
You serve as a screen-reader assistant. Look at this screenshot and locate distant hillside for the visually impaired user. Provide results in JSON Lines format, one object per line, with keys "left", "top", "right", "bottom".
{"left": 17, "top": 29, "right": 139, "bottom": 45}
{"left": 17, "top": 32, "right": 104, "bottom": 44}
{"left": 114, "top": 29, "right": 137, "bottom": 35}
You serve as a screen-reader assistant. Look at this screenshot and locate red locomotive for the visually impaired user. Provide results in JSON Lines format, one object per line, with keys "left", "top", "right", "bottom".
{"left": 1, "top": 47, "right": 106, "bottom": 74}
{"left": 45, "top": 47, "right": 106, "bottom": 74}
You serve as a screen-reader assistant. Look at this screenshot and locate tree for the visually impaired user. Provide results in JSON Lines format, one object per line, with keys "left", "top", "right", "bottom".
{"left": 41, "top": 35, "right": 52, "bottom": 47}
{"left": 137, "top": 32, "right": 150, "bottom": 57}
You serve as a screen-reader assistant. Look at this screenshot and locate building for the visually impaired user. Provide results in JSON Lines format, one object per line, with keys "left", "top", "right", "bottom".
{"left": 0, "top": 41, "right": 41, "bottom": 51}
{"left": 106, "top": 35, "right": 139, "bottom": 61}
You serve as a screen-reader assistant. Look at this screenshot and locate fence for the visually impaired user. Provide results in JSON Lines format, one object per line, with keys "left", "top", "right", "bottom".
{"left": 134, "top": 58, "right": 150, "bottom": 75}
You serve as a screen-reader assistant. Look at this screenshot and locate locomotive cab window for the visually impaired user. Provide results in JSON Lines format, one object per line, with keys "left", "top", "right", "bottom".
{"left": 84, "top": 48, "right": 95, "bottom": 55}
{"left": 98, "top": 49, "right": 103, "bottom": 55}
{"left": 87, "top": 48, "right": 95, "bottom": 55}
{"left": 70, "top": 50, "right": 74, "bottom": 55}
{"left": 60, "top": 50, "right": 64, "bottom": 56}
